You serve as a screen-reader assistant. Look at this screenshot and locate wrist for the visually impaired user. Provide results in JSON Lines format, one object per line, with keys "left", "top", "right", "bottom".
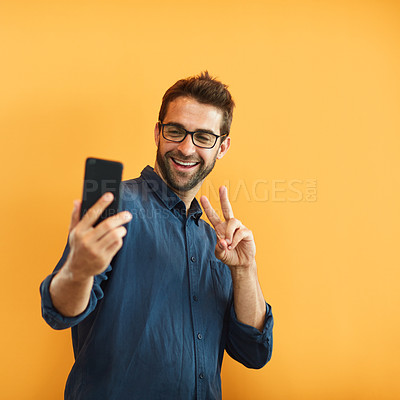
{"left": 62, "top": 258, "right": 93, "bottom": 285}
{"left": 230, "top": 261, "right": 257, "bottom": 280}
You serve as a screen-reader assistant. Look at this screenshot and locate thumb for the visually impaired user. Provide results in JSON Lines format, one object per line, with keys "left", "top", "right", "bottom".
{"left": 69, "top": 200, "right": 82, "bottom": 232}
{"left": 215, "top": 238, "right": 228, "bottom": 261}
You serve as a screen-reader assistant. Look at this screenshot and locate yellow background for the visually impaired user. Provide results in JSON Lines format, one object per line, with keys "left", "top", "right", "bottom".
{"left": 1, "top": 0, "right": 399, "bottom": 399}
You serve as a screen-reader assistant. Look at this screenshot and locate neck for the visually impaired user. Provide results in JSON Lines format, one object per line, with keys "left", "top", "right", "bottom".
{"left": 153, "top": 163, "right": 201, "bottom": 215}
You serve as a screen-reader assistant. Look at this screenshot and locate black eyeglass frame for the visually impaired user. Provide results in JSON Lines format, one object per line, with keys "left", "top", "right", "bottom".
{"left": 158, "top": 121, "right": 229, "bottom": 149}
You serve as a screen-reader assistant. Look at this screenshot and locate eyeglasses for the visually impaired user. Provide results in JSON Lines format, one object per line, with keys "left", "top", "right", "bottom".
{"left": 159, "top": 122, "right": 228, "bottom": 149}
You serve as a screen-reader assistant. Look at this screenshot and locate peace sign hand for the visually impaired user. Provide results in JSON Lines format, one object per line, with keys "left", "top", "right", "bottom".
{"left": 200, "top": 186, "right": 256, "bottom": 270}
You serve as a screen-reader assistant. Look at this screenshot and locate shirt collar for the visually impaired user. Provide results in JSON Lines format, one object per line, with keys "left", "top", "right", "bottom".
{"left": 141, "top": 166, "right": 203, "bottom": 222}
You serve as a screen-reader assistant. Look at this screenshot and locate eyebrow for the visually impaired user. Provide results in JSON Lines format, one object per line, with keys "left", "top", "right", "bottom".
{"left": 165, "top": 121, "right": 217, "bottom": 136}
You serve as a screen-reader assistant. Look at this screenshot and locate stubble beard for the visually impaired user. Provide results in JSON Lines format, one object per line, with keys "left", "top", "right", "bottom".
{"left": 155, "top": 146, "right": 218, "bottom": 193}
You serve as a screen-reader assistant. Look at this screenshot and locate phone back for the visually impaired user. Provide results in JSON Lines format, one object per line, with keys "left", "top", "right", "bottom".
{"left": 80, "top": 157, "right": 123, "bottom": 224}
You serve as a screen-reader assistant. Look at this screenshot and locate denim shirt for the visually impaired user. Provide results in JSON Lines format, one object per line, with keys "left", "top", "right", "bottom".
{"left": 40, "top": 166, "right": 273, "bottom": 400}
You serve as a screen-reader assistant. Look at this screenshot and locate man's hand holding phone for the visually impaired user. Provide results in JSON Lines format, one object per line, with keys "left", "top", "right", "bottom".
{"left": 65, "top": 192, "right": 132, "bottom": 282}
{"left": 49, "top": 192, "right": 132, "bottom": 318}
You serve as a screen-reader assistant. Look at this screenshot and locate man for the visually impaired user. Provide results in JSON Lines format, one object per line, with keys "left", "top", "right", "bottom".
{"left": 40, "top": 71, "right": 273, "bottom": 399}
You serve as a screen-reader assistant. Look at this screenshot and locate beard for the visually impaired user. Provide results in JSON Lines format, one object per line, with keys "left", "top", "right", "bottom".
{"left": 156, "top": 146, "right": 217, "bottom": 192}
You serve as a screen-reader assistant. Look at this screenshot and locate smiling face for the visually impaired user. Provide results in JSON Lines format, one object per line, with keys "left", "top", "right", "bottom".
{"left": 154, "top": 96, "right": 230, "bottom": 196}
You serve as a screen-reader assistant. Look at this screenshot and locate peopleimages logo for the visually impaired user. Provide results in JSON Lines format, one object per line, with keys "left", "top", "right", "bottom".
{"left": 82, "top": 179, "right": 120, "bottom": 201}
{"left": 93, "top": 178, "right": 318, "bottom": 205}
{"left": 198, "top": 179, "right": 318, "bottom": 203}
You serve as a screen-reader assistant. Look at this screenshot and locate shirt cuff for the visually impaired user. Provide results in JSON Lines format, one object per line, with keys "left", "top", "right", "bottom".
{"left": 40, "top": 266, "right": 111, "bottom": 330}
{"left": 229, "top": 301, "right": 273, "bottom": 344}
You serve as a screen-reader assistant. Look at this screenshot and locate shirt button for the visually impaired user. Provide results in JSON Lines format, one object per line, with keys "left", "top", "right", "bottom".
{"left": 199, "top": 373, "right": 204, "bottom": 379}
{"left": 193, "top": 295, "right": 198, "bottom": 302}
{"left": 190, "top": 256, "right": 196, "bottom": 262}
{"left": 197, "top": 333, "right": 202, "bottom": 340}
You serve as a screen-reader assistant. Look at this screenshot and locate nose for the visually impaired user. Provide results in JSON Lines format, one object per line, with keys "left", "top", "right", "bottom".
{"left": 176, "top": 134, "right": 196, "bottom": 156}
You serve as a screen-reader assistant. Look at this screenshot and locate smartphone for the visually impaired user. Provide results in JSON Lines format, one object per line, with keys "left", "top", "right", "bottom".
{"left": 80, "top": 157, "right": 124, "bottom": 225}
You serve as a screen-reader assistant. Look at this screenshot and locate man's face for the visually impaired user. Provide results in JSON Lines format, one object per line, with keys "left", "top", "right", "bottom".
{"left": 154, "top": 96, "right": 230, "bottom": 193}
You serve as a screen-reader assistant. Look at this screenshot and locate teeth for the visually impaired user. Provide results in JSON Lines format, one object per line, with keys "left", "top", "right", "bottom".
{"left": 174, "top": 159, "right": 197, "bottom": 166}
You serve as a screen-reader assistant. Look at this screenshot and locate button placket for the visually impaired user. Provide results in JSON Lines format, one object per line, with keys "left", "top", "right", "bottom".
{"left": 185, "top": 218, "right": 205, "bottom": 399}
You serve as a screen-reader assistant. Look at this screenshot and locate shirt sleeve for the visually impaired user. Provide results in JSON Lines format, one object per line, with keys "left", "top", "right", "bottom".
{"left": 39, "top": 240, "right": 111, "bottom": 330}
{"left": 225, "top": 301, "right": 274, "bottom": 369}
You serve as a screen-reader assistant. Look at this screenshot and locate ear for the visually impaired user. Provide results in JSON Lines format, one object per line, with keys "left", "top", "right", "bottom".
{"left": 154, "top": 122, "right": 160, "bottom": 146}
{"left": 216, "top": 136, "right": 231, "bottom": 160}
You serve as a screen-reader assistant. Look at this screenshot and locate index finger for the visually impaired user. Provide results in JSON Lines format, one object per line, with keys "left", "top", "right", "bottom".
{"left": 200, "top": 195, "right": 222, "bottom": 231}
{"left": 219, "top": 186, "right": 234, "bottom": 220}
{"left": 80, "top": 192, "right": 114, "bottom": 229}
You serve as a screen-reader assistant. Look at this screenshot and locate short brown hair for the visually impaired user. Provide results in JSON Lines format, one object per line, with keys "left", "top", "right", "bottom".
{"left": 158, "top": 71, "right": 235, "bottom": 136}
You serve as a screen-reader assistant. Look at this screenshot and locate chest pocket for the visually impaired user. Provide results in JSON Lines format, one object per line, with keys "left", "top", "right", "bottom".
{"left": 210, "top": 260, "right": 232, "bottom": 318}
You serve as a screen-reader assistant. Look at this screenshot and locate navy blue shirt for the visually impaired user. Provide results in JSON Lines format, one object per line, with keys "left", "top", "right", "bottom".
{"left": 40, "top": 166, "right": 273, "bottom": 400}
